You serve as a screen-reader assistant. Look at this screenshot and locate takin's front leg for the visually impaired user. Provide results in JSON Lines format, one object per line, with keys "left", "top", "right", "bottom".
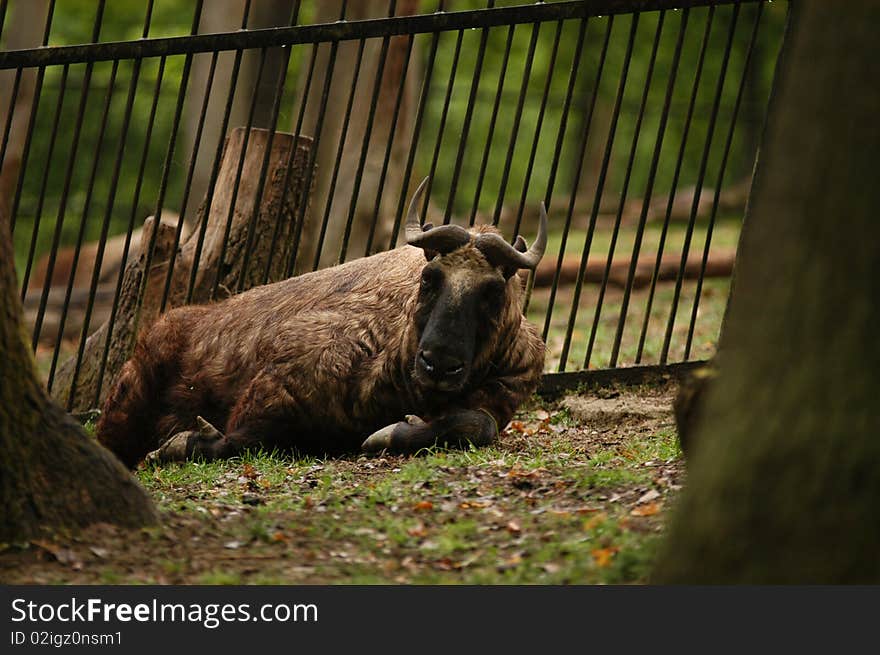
{"left": 145, "top": 366, "right": 297, "bottom": 463}
{"left": 144, "top": 416, "right": 230, "bottom": 464}
{"left": 361, "top": 409, "right": 499, "bottom": 455}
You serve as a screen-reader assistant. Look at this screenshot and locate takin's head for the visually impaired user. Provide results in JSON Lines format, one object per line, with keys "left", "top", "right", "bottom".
{"left": 404, "top": 177, "right": 547, "bottom": 393}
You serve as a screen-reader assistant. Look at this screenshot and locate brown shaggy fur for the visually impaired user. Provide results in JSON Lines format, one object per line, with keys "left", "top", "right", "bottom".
{"left": 97, "top": 231, "right": 545, "bottom": 468}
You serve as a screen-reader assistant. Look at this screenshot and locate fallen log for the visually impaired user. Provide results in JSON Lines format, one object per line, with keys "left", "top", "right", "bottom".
{"left": 533, "top": 250, "right": 737, "bottom": 289}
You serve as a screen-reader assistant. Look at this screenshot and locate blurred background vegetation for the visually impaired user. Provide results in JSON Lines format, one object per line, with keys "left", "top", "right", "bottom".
{"left": 3, "top": 0, "right": 785, "bottom": 261}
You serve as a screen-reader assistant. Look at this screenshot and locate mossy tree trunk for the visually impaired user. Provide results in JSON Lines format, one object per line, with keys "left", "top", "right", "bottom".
{"left": 0, "top": 210, "right": 156, "bottom": 542}
{"left": 653, "top": 0, "right": 880, "bottom": 583}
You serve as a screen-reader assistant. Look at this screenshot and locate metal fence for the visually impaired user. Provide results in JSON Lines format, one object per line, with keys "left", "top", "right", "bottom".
{"left": 0, "top": 0, "right": 787, "bottom": 410}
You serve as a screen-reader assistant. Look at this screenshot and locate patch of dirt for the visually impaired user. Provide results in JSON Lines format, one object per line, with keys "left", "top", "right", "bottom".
{"left": 561, "top": 387, "right": 675, "bottom": 430}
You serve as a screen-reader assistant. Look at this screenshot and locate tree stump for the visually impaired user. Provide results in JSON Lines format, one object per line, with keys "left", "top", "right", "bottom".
{"left": 52, "top": 127, "right": 313, "bottom": 412}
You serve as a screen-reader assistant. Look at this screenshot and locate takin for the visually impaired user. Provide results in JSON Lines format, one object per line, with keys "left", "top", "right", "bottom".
{"left": 96, "top": 178, "right": 547, "bottom": 467}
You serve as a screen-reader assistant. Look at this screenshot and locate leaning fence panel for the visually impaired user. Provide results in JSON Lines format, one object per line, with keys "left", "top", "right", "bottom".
{"left": 0, "top": 0, "right": 787, "bottom": 411}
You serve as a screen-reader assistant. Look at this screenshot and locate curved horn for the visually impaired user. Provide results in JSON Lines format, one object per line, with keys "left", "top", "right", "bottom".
{"left": 405, "top": 176, "right": 471, "bottom": 254}
{"left": 475, "top": 202, "right": 548, "bottom": 271}
{"left": 404, "top": 177, "right": 431, "bottom": 243}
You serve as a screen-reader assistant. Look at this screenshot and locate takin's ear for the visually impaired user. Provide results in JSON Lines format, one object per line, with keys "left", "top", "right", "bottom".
{"left": 420, "top": 223, "right": 438, "bottom": 261}
{"left": 499, "top": 236, "right": 529, "bottom": 278}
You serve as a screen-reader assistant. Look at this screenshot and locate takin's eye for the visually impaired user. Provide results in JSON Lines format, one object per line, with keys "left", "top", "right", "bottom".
{"left": 480, "top": 279, "right": 506, "bottom": 314}
{"left": 420, "top": 267, "right": 443, "bottom": 293}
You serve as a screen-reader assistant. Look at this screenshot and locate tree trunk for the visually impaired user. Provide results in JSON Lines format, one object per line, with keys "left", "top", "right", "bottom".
{"left": 653, "top": 0, "right": 880, "bottom": 583}
{"left": 0, "top": 0, "right": 49, "bottom": 218}
{"left": 0, "top": 199, "right": 156, "bottom": 543}
{"left": 51, "top": 128, "right": 313, "bottom": 412}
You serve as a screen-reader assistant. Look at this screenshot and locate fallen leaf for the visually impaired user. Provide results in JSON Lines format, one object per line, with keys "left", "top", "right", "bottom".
{"left": 630, "top": 501, "right": 662, "bottom": 517}
{"left": 270, "top": 532, "right": 288, "bottom": 543}
{"left": 506, "top": 520, "right": 522, "bottom": 535}
{"left": 591, "top": 546, "right": 619, "bottom": 568}
{"left": 413, "top": 500, "right": 434, "bottom": 512}
{"left": 241, "top": 464, "right": 259, "bottom": 479}
{"left": 31, "top": 540, "right": 80, "bottom": 566}
{"left": 637, "top": 489, "right": 661, "bottom": 504}
{"left": 433, "top": 557, "right": 456, "bottom": 571}
{"left": 224, "top": 540, "right": 243, "bottom": 549}
{"left": 407, "top": 522, "right": 427, "bottom": 538}
{"left": 497, "top": 553, "right": 523, "bottom": 571}
{"left": 582, "top": 513, "right": 607, "bottom": 531}
{"left": 458, "top": 500, "right": 492, "bottom": 510}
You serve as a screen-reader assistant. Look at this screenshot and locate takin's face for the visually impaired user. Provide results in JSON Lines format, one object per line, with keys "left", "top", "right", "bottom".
{"left": 412, "top": 246, "right": 510, "bottom": 394}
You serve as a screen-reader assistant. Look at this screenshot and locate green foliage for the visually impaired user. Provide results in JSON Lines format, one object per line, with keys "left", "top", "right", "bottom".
{"left": 9, "top": 1, "right": 786, "bottom": 279}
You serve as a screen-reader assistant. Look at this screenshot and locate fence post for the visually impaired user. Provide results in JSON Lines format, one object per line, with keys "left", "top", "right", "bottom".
{"left": 52, "top": 127, "right": 313, "bottom": 412}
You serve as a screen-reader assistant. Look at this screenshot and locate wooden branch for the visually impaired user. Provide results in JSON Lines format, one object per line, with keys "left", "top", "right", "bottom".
{"left": 51, "top": 215, "right": 177, "bottom": 410}
{"left": 533, "top": 250, "right": 736, "bottom": 289}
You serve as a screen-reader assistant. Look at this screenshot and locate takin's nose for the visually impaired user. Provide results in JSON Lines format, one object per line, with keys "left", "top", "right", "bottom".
{"left": 418, "top": 349, "right": 466, "bottom": 382}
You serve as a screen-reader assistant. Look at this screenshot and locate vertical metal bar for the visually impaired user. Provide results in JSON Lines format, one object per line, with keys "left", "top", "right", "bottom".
{"left": 610, "top": 8, "right": 690, "bottom": 367}
{"left": 280, "top": 2, "right": 351, "bottom": 277}
{"left": 261, "top": 41, "right": 319, "bottom": 285}
{"left": 18, "top": 64, "right": 68, "bottom": 298}
{"left": 310, "top": 38, "right": 367, "bottom": 270}
{"left": 420, "top": 28, "right": 464, "bottom": 225}
{"left": 541, "top": 17, "right": 612, "bottom": 345}
{"left": 635, "top": 7, "right": 716, "bottom": 364}
{"left": 47, "top": 59, "right": 119, "bottom": 390}
{"left": 522, "top": 16, "right": 589, "bottom": 316}
{"left": 442, "top": 0, "right": 494, "bottom": 224}
{"left": 336, "top": 2, "right": 399, "bottom": 264}
{"left": 67, "top": 53, "right": 152, "bottom": 410}
{"left": 207, "top": 47, "right": 269, "bottom": 298}
{"left": 8, "top": 0, "right": 56, "bottom": 236}
{"left": 134, "top": 0, "right": 203, "bottom": 335}
{"left": 491, "top": 19, "right": 541, "bottom": 226}
{"left": 584, "top": 11, "right": 663, "bottom": 370}
{"left": 278, "top": 2, "right": 350, "bottom": 277}
{"left": 0, "top": 0, "right": 8, "bottom": 43}
{"left": 557, "top": 14, "right": 637, "bottom": 371}
{"left": 30, "top": 0, "right": 107, "bottom": 351}
{"left": 684, "top": 2, "right": 763, "bottom": 360}
{"left": 185, "top": 1, "right": 255, "bottom": 303}
{"left": 284, "top": 40, "right": 345, "bottom": 277}
{"left": 660, "top": 2, "right": 740, "bottom": 364}
{"left": 246, "top": 0, "right": 304, "bottom": 284}
{"left": 157, "top": 50, "right": 219, "bottom": 312}
{"left": 93, "top": 57, "right": 166, "bottom": 408}
{"left": 387, "top": 0, "right": 446, "bottom": 250}
{"left": 511, "top": 18, "right": 563, "bottom": 240}
{"left": 235, "top": 4, "right": 303, "bottom": 291}
{"left": 363, "top": 32, "right": 415, "bottom": 256}
{"left": 468, "top": 23, "right": 515, "bottom": 226}
{"left": 0, "top": 68, "right": 22, "bottom": 188}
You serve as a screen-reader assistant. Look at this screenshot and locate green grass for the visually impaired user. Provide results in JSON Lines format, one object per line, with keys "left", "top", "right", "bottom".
{"left": 126, "top": 406, "right": 681, "bottom": 585}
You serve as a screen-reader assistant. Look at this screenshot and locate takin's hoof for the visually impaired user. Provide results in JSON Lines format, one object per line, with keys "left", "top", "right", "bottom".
{"left": 144, "top": 416, "right": 224, "bottom": 464}
{"left": 145, "top": 431, "right": 193, "bottom": 464}
{"left": 361, "top": 415, "right": 425, "bottom": 453}
{"left": 361, "top": 424, "right": 396, "bottom": 453}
